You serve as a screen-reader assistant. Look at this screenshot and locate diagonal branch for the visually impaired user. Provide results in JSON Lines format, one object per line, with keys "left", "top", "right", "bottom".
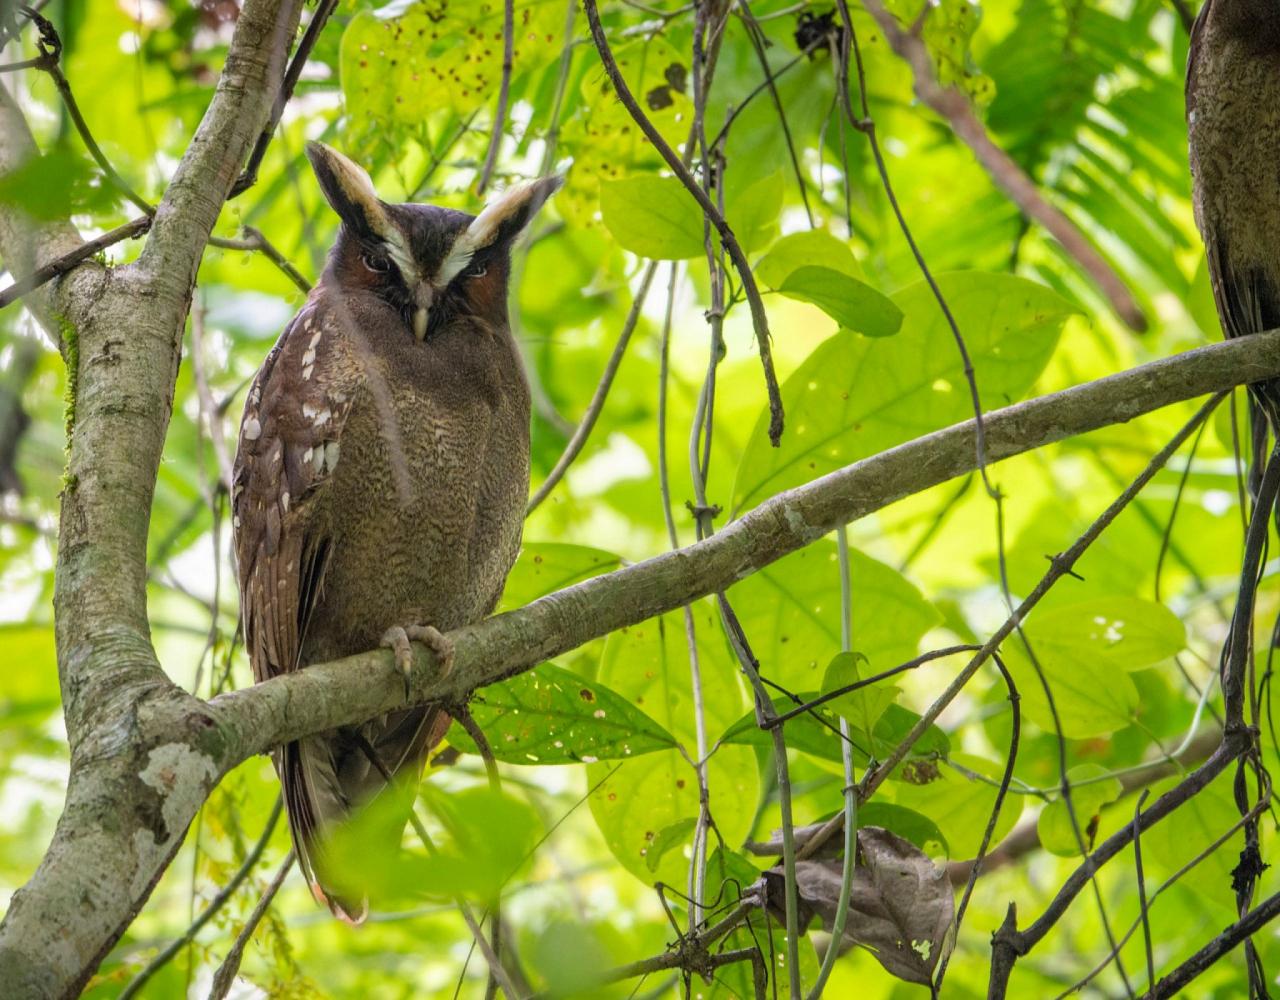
{"left": 860, "top": 0, "right": 1148, "bottom": 332}
{"left": 212, "top": 327, "right": 1280, "bottom": 763}
{"left": 0, "top": 85, "right": 86, "bottom": 347}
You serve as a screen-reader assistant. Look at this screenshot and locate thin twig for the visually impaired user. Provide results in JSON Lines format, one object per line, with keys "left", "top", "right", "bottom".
{"left": 734, "top": 0, "right": 813, "bottom": 226}
{"left": 857, "top": 0, "right": 1146, "bottom": 331}
{"left": 833, "top": 2, "right": 996, "bottom": 498}
{"left": 118, "top": 797, "right": 284, "bottom": 1000}
{"left": 0, "top": 215, "right": 150, "bottom": 311}
{"left": 207, "top": 851, "right": 295, "bottom": 1000}
{"left": 537, "top": 0, "right": 579, "bottom": 177}
{"left": 933, "top": 651, "right": 1019, "bottom": 991}
{"left": 1133, "top": 790, "right": 1156, "bottom": 992}
{"left": 476, "top": 0, "right": 515, "bottom": 194}
{"left": 987, "top": 732, "right": 1253, "bottom": 996}
{"left": 1058, "top": 778, "right": 1271, "bottom": 998}
{"left": 17, "top": 8, "right": 153, "bottom": 216}
{"left": 582, "top": 0, "right": 785, "bottom": 445}
{"left": 526, "top": 261, "right": 660, "bottom": 513}
{"left": 1141, "top": 889, "right": 1280, "bottom": 998}
{"left": 208, "top": 226, "right": 311, "bottom": 294}
{"left": 229, "top": 0, "right": 339, "bottom": 197}
{"left": 804, "top": 528, "right": 858, "bottom": 1000}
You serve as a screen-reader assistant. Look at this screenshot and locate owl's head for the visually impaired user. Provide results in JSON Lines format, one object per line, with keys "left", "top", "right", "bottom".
{"left": 305, "top": 142, "right": 560, "bottom": 340}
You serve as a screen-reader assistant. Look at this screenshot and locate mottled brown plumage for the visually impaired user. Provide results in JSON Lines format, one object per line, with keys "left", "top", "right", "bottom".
{"left": 1188, "top": 0, "right": 1280, "bottom": 471}
{"left": 232, "top": 142, "right": 557, "bottom": 920}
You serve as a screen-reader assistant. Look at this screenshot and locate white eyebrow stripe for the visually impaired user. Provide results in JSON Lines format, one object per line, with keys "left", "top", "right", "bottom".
{"left": 435, "top": 236, "right": 475, "bottom": 285}
{"left": 382, "top": 230, "right": 417, "bottom": 279}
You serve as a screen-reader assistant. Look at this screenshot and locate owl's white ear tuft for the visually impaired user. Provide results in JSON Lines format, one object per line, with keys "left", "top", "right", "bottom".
{"left": 467, "top": 175, "right": 563, "bottom": 248}
{"left": 437, "top": 175, "right": 563, "bottom": 284}
{"left": 305, "top": 142, "right": 396, "bottom": 243}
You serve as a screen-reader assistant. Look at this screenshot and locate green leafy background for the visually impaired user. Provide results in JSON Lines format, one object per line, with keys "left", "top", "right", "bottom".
{"left": 0, "top": 0, "right": 1270, "bottom": 997}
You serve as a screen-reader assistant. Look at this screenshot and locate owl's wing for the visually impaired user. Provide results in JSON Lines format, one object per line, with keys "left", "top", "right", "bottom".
{"left": 233, "top": 300, "right": 358, "bottom": 685}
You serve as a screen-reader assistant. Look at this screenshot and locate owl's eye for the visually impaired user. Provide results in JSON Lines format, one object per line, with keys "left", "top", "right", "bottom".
{"left": 362, "top": 253, "right": 390, "bottom": 274}
{"left": 465, "top": 262, "right": 487, "bottom": 279}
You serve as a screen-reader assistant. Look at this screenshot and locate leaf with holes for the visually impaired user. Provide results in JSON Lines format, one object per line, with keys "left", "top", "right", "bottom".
{"left": 892, "top": 753, "right": 1020, "bottom": 859}
{"left": 450, "top": 663, "right": 676, "bottom": 764}
{"left": 644, "top": 817, "right": 697, "bottom": 873}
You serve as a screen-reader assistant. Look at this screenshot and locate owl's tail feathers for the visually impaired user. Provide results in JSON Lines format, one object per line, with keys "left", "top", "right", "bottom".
{"left": 280, "top": 708, "right": 453, "bottom": 924}
{"left": 281, "top": 737, "right": 369, "bottom": 924}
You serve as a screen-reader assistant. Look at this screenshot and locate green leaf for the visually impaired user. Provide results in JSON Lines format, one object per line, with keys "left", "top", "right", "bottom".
{"left": 1001, "top": 599, "right": 1177, "bottom": 739}
{"left": 732, "top": 273, "right": 1077, "bottom": 514}
{"left": 1037, "top": 765, "right": 1123, "bottom": 857}
{"left": 728, "top": 541, "right": 941, "bottom": 693}
{"left": 415, "top": 785, "right": 543, "bottom": 901}
{"left": 1027, "top": 597, "right": 1186, "bottom": 671}
{"left": 589, "top": 605, "right": 757, "bottom": 886}
{"left": 756, "top": 230, "right": 862, "bottom": 288}
{"left": 776, "top": 266, "right": 904, "bottom": 337}
{"left": 449, "top": 663, "right": 677, "bottom": 764}
{"left": 0, "top": 149, "right": 118, "bottom": 220}
{"left": 720, "top": 702, "right": 949, "bottom": 772}
{"left": 1142, "top": 771, "right": 1246, "bottom": 900}
{"left": 857, "top": 803, "right": 949, "bottom": 856}
{"left": 726, "top": 169, "right": 784, "bottom": 253}
{"left": 645, "top": 817, "right": 697, "bottom": 873}
{"left": 498, "top": 543, "right": 623, "bottom": 612}
{"left": 1003, "top": 638, "right": 1138, "bottom": 739}
{"left": 892, "top": 754, "right": 1021, "bottom": 859}
{"left": 327, "top": 784, "right": 541, "bottom": 905}
{"left": 600, "top": 175, "right": 704, "bottom": 259}
{"left": 821, "top": 651, "right": 901, "bottom": 740}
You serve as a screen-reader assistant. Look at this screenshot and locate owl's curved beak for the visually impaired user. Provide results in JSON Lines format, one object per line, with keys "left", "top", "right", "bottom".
{"left": 411, "top": 283, "right": 434, "bottom": 340}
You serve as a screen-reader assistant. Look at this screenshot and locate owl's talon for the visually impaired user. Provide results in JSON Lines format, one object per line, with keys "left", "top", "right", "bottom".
{"left": 380, "top": 626, "right": 416, "bottom": 699}
{"left": 381, "top": 624, "right": 454, "bottom": 700}
{"left": 405, "top": 624, "right": 455, "bottom": 678}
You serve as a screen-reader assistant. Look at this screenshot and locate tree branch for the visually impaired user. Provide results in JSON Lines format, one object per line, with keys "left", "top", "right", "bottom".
{"left": 0, "top": 215, "right": 150, "bottom": 311}
{"left": 859, "top": 0, "right": 1148, "bottom": 332}
{"left": 0, "top": 3, "right": 305, "bottom": 996}
{"left": 0, "top": 85, "right": 87, "bottom": 347}
{"left": 213, "top": 328, "right": 1280, "bottom": 764}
